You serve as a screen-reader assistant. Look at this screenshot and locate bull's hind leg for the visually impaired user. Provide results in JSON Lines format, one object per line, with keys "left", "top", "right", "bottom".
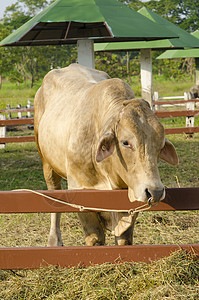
{"left": 42, "top": 161, "right": 63, "bottom": 247}
{"left": 78, "top": 212, "right": 105, "bottom": 246}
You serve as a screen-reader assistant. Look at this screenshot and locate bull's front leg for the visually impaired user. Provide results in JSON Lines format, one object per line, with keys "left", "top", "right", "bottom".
{"left": 48, "top": 213, "right": 63, "bottom": 247}
{"left": 42, "top": 161, "right": 63, "bottom": 247}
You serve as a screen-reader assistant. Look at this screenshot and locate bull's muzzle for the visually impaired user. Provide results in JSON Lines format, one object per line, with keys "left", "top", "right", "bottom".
{"left": 145, "top": 187, "right": 165, "bottom": 204}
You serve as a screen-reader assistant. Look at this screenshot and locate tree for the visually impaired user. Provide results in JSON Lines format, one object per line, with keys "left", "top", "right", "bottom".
{"left": 0, "top": 0, "right": 77, "bottom": 87}
{"left": 119, "top": 0, "right": 144, "bottom": 11}
{"left": 177, "top": 0, "right": 199, "bottom": 32}
{"left": 0, "top": 23, "right": 13, "bottom": 88}
{"left": 122, "top": 0, "right": 199, "bottom": 33}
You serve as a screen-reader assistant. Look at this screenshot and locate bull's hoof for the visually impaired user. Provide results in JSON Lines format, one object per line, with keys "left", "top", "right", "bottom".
{"left": 115, "top": 238, "right": 132, "bottom": 246}
{"left": 85, "top": 234, "right": 104, "bottom": 246}
{"left": 47, "top": 235, "right": 63, "bottom": 247}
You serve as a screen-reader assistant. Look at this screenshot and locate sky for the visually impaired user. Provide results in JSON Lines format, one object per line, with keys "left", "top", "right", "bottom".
{"left": 0, "top": 0, "right": 18, "bottom": 19}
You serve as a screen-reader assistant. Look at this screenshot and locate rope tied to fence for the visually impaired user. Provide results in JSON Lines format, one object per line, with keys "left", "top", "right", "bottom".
{"left": 13, "top": 189, "right": 158, "bottom": 214}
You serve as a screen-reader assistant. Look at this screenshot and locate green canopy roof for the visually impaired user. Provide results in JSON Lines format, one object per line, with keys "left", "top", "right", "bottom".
{"left": 157, "top": 30, "right": 199, "bottom": 59}
{"left": 94, "top": 7, "right": 199, "bottom": 52}
{"left": 0, "top": 0, "right": 178, "bottom": 47}
{"left": 157, "top": 49, "right": 199, "bottom": 59}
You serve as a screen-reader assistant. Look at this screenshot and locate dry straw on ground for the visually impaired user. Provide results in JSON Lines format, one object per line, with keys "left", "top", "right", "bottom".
{"left": 0, "top": 250, "right": 199, "bottom": 299}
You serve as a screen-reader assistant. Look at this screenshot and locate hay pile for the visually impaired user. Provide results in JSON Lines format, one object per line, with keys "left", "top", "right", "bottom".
{"left": 0, "top": 250, "right": 198, "bottom": 299}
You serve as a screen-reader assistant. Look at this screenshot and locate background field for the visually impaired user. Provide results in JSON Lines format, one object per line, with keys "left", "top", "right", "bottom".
{"left": 0, "top": 78, "right": 199, "bottom": 299}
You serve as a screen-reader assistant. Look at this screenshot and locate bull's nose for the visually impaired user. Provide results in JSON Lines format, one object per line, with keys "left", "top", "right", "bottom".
{"left": 145, "top": 188, "right": 165, "bottom": 203}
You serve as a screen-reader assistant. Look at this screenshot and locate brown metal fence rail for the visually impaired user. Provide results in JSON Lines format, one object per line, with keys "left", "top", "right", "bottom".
{"left": 0, "top": 188, "right": 198, "bottom": 269}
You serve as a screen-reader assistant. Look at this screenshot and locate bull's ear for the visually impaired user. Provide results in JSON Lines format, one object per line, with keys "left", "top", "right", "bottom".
{"left": 159, "top": 138, "right": 178, "bottom": 165}
{"left": 96, "top": 132, "right": 115, "bottom": 162}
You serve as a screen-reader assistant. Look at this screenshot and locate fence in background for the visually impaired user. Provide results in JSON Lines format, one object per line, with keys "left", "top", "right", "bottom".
{"left": 1, "top": 94, "right": 199, "bottom": 147}
{"left": 153, "top": 92, "right": 199, "bottom": 135}
{"left": 0, "top": 188, "right": 198, "bottom": 269}
{"left": 0, "top": 100, "right": 34, "bottom": 148}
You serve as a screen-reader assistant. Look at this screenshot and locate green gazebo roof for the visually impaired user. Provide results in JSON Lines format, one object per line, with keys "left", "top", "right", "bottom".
{"left": 157, "top": 30, "right": 199, "bottom": 59}
{"left": 94, "top": 7, "right": 199, "bottom": 52}
{"left": 0, "top": 0, "right": 178, "bottom": 47}
{"left": 157, "top": 49, "right": 199, "bottom": 59}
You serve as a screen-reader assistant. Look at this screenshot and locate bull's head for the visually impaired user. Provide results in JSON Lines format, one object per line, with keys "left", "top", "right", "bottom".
{"left": 96, "top": 99, "right": 178, "bottom": 204}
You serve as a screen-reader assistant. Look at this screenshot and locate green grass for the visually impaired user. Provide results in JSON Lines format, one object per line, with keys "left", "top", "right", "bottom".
{"left": 126, "top": 74, "right": 195, "bottom": 98}
{"left": 153, "top": 75, "right": 194, "bottom": 98}
{"left": 0, "top": 75, "right": 195, "bottom": 109}
{"left": 0, "top": 80, "right": 42, "bottom": 108}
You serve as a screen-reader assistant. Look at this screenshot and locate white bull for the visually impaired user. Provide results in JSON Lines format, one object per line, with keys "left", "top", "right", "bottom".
{"left": 34, "top": 64, "right": 178, "bottom": 246}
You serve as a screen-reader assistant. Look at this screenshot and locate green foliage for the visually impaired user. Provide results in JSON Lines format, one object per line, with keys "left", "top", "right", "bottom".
{"left": 124, "top": 0, "right": 199, "bottom": 32}
{"left": 3, "top": 3, "right": 30, "bottom": 30}
{"left": 0, "top": 0, "right": 77, "bottom": 88}
{"left": 95, "top": 51, "right": 140, "bottom": 80}
{"left": 119, "top": 0, "right": 144, "bottom": 11}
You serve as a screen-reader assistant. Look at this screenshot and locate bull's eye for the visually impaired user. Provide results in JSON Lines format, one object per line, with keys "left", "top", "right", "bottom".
{"left": 122, "top": 140, "right": 129, "bottom": 146}
{"left": 121, "top": 140, "right": 132, "bottom": 148}
{"left": 121, "top": 140, "right": 134, "bottom": 150}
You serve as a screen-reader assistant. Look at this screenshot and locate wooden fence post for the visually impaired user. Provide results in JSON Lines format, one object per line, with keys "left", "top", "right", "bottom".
{"left": 153, "top": 91, "right": 159, "bottom": 111}
{"left": 184, "top": 92, "right": 195, "bottom": 127}
{"left": 195, "top": 58, "right": 199, "bottom": 85}
{"left": 0, "top": 114, "right": 6, "bottom": 149}
{"left": 6, "top": 104, "right": 11, "bottom": 119}
{"left": 17, "top": 104, "right": 22, "bottom": 119}
{"left": 27, "top": 100, "right": 31, "bottom": 118}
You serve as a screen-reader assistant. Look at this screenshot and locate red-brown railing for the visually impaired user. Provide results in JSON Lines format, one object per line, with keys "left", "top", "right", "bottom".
{"left": 0, "top": 188, "right": 198, "bottom": 269}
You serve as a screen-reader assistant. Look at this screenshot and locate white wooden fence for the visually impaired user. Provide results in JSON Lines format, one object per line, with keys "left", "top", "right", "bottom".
{"left": 153, "top": 92, "right": 199, "bottom": 135}
{"left": 0, "top": 100, "right": 34, "bottom": 149}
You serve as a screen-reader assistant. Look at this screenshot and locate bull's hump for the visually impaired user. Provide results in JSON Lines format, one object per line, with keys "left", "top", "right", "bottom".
{"left": 67, "top": 63, "right": 110, "bottom": 84}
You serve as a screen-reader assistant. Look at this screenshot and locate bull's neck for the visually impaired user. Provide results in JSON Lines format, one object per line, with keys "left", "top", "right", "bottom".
{"left": 97, "top": 98, "right": 123, "bottom": 134}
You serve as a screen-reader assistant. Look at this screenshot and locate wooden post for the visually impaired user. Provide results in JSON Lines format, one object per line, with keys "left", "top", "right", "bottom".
{"left": 27, "top": 100, "right": 31, "bottom": 118}
{"left": 195, "top": 58, "right": 199, "bottom": 85}
{"left": 185, "top": 92, "right": 195, "bottom": 137}
{"left": 6, "top": 104, "right": 11, "bottom": 119}
{"left": 77, "top": 39, "right": 95, "bottom": 69}
{"left": 140, "top": 49, "right": 153, "bottom": 107}
{"left": 126, "top": 51, "right": 129, "bottom": 74}
{"left": 153, "top": 91, "right": 159, "bottom": 111}
{"left": 17, "top": 104, "right": 22, "bottom": 119}
{"left": 0, "top": 114, "right": 6, "bottom": 149}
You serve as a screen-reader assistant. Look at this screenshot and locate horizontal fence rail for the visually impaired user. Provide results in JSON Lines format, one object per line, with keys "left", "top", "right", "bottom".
{"left": 0, "top": 188, "right": 198, "bottom": 269}
{"left": 0, "top": 118, "right": 34, "bottom": 126}
{"left": 0, "top": 136, "right": 35, "bottom": 143}
{"left": 0, "top": 188, "right": 199, "bottom": 213}
{"left": 1, "top": 244, "right": 199, "bottom": 270}
{"left": 164, "top": 127, "right": 199, "bottom": 134}
{"left": 153, "top": 99, "right": 199, "bottom": 105}
{"left": 154, "top": 110, "right": 199, "bottom": 118}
